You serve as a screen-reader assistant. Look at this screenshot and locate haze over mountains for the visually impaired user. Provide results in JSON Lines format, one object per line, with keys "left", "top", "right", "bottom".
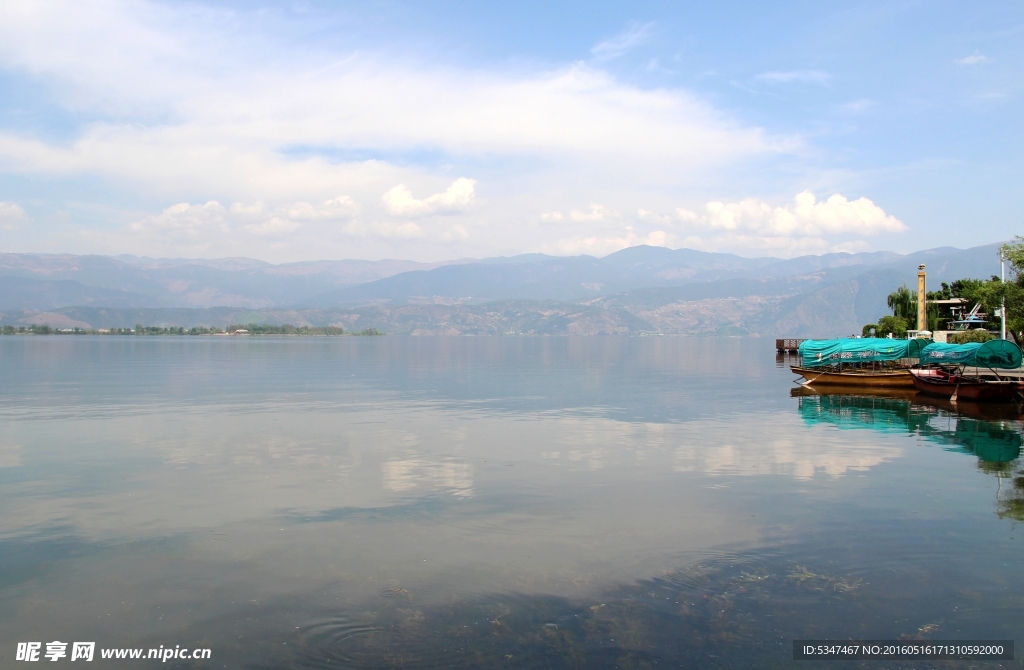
{"left": 0, "top": 243, "right": 1005, "bottom": 336}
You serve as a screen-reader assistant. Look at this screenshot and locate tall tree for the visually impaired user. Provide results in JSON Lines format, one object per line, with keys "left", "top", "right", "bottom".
{"left": 887, "top": 284, "right": 916, "bottom": 327}
{"left": 998, "top": 237, "right": 1024, "bottom": 344}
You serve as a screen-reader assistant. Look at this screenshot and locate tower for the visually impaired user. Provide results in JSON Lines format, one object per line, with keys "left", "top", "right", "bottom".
{"left": 917, "top": 264, "right": 926, "bottom": 332}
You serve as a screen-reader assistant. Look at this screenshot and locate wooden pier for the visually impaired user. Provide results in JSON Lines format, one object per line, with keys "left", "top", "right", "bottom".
{"left": 776, "top": 338, "right": 806, "bottom": 353}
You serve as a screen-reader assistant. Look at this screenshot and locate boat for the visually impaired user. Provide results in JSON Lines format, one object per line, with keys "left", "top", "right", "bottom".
{"left": 791, "top": 366, "right": 915, "bottom": 387}
{"left": 909, "top": 340, "right": 1024, "bottom": 402}
{"left": 910, "top": 369, "right": 1020, "bottom": 401}
{"left": 791, "top": 338, "right": 925, "bottom": 388}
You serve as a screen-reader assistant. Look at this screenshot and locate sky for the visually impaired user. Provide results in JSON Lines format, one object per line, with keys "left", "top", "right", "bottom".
{"left": 0, "top": 0, "right": 1020, "bottom": 263}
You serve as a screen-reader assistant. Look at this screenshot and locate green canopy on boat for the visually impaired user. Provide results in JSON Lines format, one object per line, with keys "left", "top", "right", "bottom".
{"left": 797, "top": 338, "right": 925, "bottom": 368}
{"left": 919, "top": 339, "right": 1023, "bottom": 369}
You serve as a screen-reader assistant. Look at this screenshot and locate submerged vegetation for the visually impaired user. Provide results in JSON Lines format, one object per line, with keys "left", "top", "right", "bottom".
{"left": 1, "top": 323, "right": 385, "bottom": 336}
{"left": 244, "top": 551, "right": 1006, "bottom": 669}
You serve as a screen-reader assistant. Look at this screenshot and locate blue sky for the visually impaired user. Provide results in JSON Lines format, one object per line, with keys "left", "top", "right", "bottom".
{"left": 0, "top": 0, "right": 1020, "bottom": 262}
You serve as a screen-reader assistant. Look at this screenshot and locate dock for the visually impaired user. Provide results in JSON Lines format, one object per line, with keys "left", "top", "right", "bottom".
{"left": 776, "top": 338, "right": 806, "bottom": 353}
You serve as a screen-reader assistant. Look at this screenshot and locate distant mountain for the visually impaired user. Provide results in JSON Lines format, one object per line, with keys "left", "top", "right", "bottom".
{"left": 0, "top": 253, "right": 472, "bottom": 309}
{"left": 0, "top": 243, "right": 1008, "bottom": 336}
{"left": 311, "top": 246, "right": 920, "bottom": 307}
{"left": 764, "top": 243, "right": 1005, "bottom": 337}
{"left": 314, "top": 256, "right": 653, "bottom": 305}
{"left": 0, "top": 276, "right": 157, "bottom": 311}
{"left": 599, "top": 245, "right": 777, "bottom": 279}
{"left": 745, "top": 251, "right": 904, "bottom": 279}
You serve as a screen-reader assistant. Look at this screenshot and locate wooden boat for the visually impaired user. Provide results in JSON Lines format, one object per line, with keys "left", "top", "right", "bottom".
{"left": 792, "top": 338, "right": 924, "bottom": 388}
{"left": 909, "top": 369, "right": 1022, "bottom": 401}
{"left": 791, "top": 366, "right": 915, "bottom": 388}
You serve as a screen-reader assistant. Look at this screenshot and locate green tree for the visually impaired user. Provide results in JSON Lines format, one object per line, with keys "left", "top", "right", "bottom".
{"left": 996, "top": 237, "right": 1024, "bottom": 344}
{"left": 876, "top": 315, "right": 909, "bottom": 338}
{"left": 948, "top": 329, "right": 995, "bottom": 344}
{"left": 887, "top": 284, "right": 917, "bottom": 327}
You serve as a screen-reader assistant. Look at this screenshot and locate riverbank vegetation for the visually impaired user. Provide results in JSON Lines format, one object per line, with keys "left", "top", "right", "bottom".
{"left": 947, "top": 329, "right": 995, "bottom": 344}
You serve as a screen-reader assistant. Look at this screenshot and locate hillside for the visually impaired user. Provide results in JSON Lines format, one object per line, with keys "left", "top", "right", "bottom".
{"left": 0, "top": 243, "right": 1006, "bottom": 336}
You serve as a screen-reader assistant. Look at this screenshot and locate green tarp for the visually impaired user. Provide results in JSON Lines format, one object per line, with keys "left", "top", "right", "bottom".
{"left": 798, "top": 338, "right": 925, "bottom": 368}
{"left": 920, "top": 340, "right": 1023, "bottom": 369}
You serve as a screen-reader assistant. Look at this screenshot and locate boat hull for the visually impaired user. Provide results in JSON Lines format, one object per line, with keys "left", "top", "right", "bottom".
{"left": 791, "top": 366, "right": 915, "bottom": 388}
{"left": 909, "top": 370, "right": 1021, "bottom": 401}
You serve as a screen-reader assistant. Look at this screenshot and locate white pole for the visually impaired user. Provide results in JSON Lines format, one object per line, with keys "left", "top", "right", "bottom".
{"left": 1001, "top": 254, "right": 1007, "bottom": 340}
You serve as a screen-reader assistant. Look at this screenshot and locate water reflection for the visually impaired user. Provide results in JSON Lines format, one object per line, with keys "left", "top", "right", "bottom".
{"left": 382, "top": 457, "right": 475, "bottom": 497}
{"left": 4, "top": 338, "right": 1024, "bottom": 668}
{"left": 794, "top": 389, "right": 1023, "bottom": 463}
{"left": 795, "top": 387, "right": 1024, "bottom": 530}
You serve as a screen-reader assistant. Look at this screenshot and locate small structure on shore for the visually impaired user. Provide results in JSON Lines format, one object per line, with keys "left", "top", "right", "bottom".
{"left": 776, "top": 338, "right": 806, "bottom": 353}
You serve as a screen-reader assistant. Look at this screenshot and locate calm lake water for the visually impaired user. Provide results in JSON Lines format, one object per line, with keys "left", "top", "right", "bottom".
{"left": 2, "top": 336, "right": 1023, "bottom": 668}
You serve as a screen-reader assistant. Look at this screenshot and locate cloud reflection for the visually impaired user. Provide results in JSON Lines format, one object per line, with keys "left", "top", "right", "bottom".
{"left": 382, "top": 457, "right": 474, "bottom": 497}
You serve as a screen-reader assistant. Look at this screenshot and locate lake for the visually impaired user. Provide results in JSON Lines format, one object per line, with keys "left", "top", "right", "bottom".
{"left": 1, "top": 336, "right": 1022, "bottom": 668}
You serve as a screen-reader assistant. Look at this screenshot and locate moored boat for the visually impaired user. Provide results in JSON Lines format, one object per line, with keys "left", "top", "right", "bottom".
{"left": 910, "top": 340, "right": 1024, "bottom": 402}
{"left": 910, "top": 369, "right": 1020, "bottom": 401}
{"left": 791, "top": 338, "right": 925, "bottom": 388}
{"left": 791, "top": 366, "right": 915, "bottom": 387}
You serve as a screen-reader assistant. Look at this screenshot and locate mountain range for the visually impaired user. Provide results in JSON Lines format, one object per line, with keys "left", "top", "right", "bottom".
{"left": 0, "top": 243, "right": 1006, "bottom": 336}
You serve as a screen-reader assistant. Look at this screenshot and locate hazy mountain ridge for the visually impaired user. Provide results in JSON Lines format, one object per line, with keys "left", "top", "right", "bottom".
{"left": 0, "top": 253, "right": 474, "bottom": 308}
{"left": 0, "top": 243, "right": 1006, "bottom": 336}
{"left": 0, "top": 276, "right": 155, "bottom": 311}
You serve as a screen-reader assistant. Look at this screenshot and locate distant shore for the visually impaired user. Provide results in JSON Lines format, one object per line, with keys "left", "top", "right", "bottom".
{"left": 1, "top": 324, "right": 384, "bottom": 336}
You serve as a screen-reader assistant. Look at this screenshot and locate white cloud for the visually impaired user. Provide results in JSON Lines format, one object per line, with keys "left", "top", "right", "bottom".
{"left": 0, "top": 200, "right": 27, "bottom": 229}
{"left": 591, "top": 22, "right": 654, "bottom": 61}
{"left": 956, "top": 51, "right": 990, "bottom": 65}
{"left": 0, "top": 4, "right": 780, "bottom": 200}
{"left": 621, "top": 191, "right": 905, "bottom": 258}
{"left": 343, "top": 220, "right": 423, "bottom": 239}
{"left": 243, "top": 217, "right": 302, "bottom": 237}
{"left": 130, "top": 194, "right": 360, "bottom": 240}
{"left": 544, "top": 227, "right": 671, "bottom": 256}
{"left": 674, "top": 207, "right": 699, "bottom": 222}
{"left": 129, "top": 201, "right": 229, "bottom": 240}
{"left": 0, "top": 1, "right": 818, "bottom": 261}
{"left": 756, "top": 70, "right": 831, "bottom": 84}
{"left": 440, "top": 224, "right": 469, "bottom": 241}
{"left": 700, "top": 191, "right": 905, "bottom": 236}
{"left": 382, "top": 178, "right": 476, "bottom": 217}
{"left": 637, "top": 208, "right": 673, "bottom": 224}
{"left": 569, "top": 204, "right": 615, "bottom": 222}
{"left": 284, "top": 196, "right": 359, "bottom": 221}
